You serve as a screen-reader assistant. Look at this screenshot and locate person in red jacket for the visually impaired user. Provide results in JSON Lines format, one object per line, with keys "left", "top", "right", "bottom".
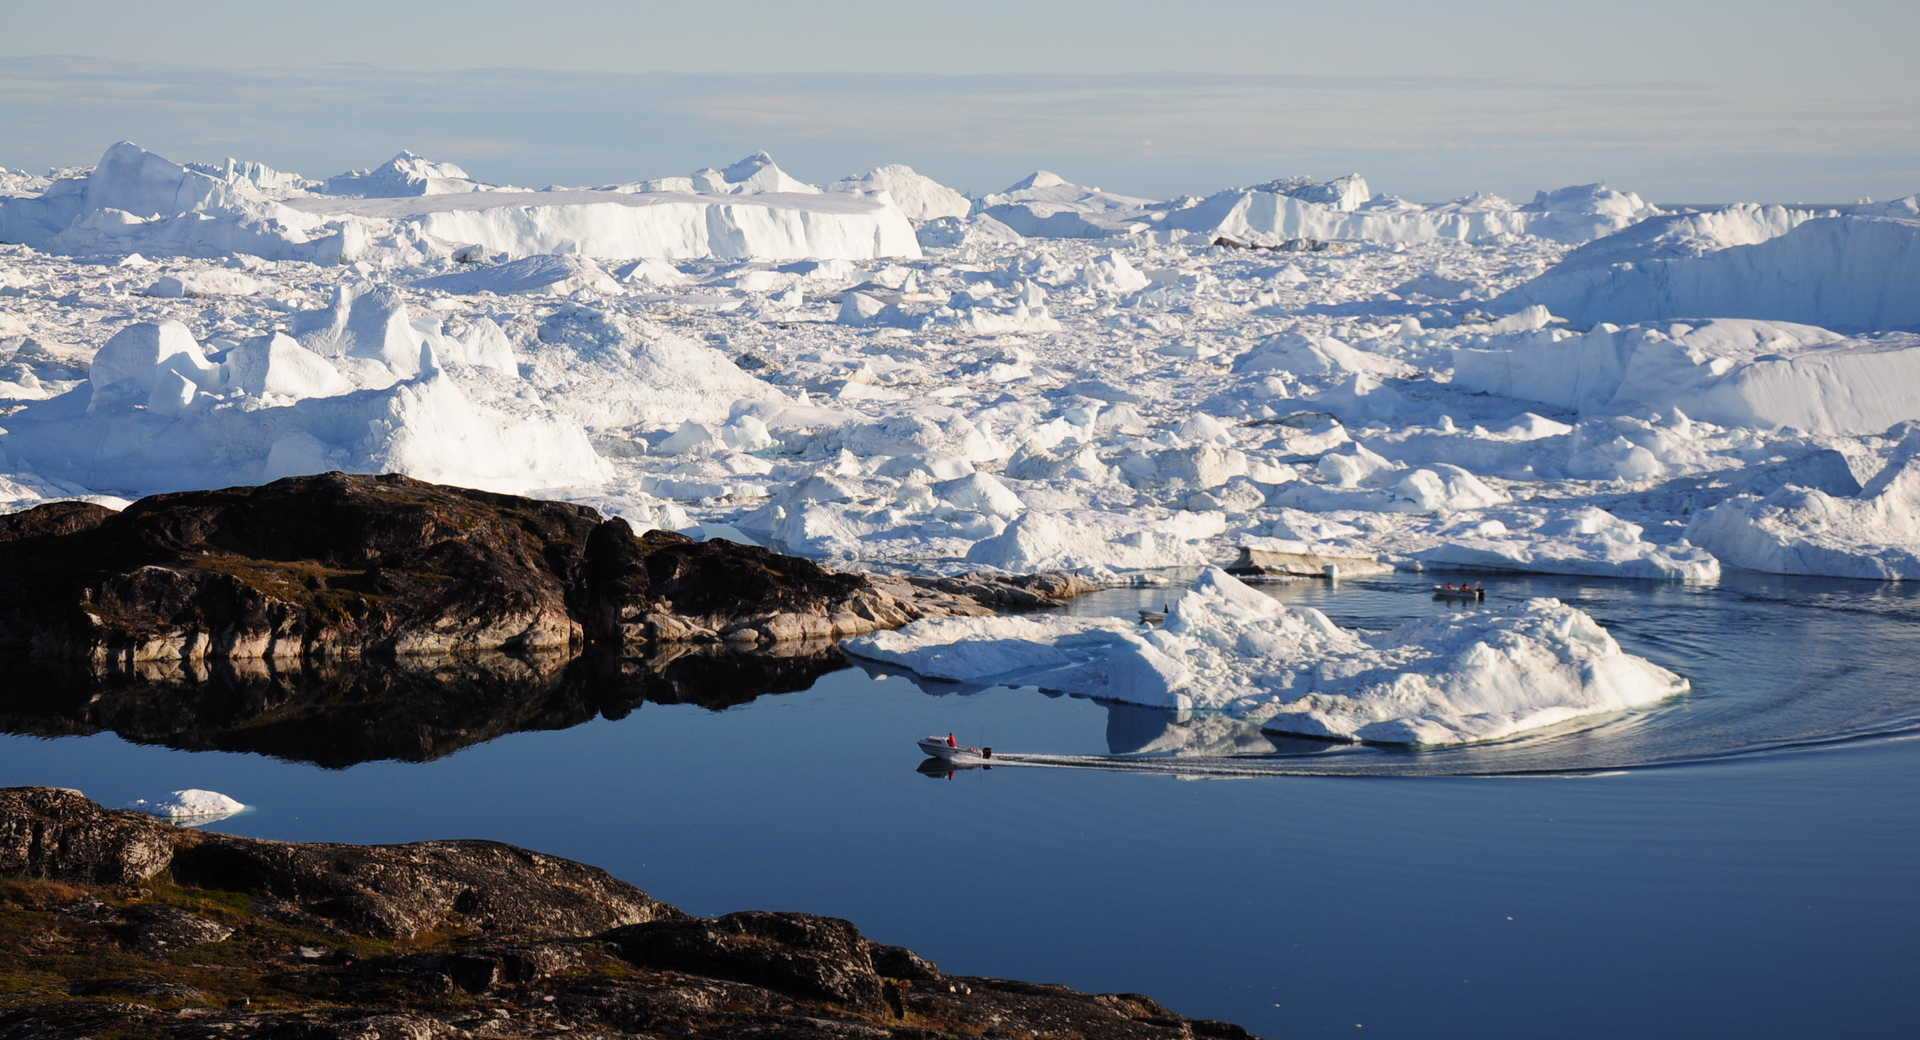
{"left": 947, "top": 733, "right": 958, "bottom": 748}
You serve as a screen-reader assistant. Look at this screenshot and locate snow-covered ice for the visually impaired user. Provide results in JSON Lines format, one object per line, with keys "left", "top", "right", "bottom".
{"left": 1501, "top": 215, "right": 1920, "bottom": 333}
{"left": 830, "top": 164, "right": 972, "bottom": 222}
{"left": 847, "top": 568, "right": 1687, "bottom": 745}
{"left": 1451, "top": 319, "right": 1920, "bottom": 436}
{"left": 3, "top": 138, "right": 1918, "bottom": 610}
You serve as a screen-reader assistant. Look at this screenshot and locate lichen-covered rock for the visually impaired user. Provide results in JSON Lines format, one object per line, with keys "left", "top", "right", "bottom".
{"left": 604, "top": 911, "right": 887, "bottom": 1011}
{"left": 0, "top": 473, "right": 1092, "bottom": 672}
{"left": 0, "top": 788, "right": 1264, "bottom": 1038}
{"left": 0, "top": 787, "right": 173, "bottom": 885}
{"left": 167, "top": 837, "right": 674, "bottom": 941}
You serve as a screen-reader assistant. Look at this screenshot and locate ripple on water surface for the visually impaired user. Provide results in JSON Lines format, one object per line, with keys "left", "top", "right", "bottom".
{"left": 969, "top": 570, "right": 1920, "bottom": 778}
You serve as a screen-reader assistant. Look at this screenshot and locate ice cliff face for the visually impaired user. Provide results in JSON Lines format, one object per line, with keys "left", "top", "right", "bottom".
{"left": 288, "top": 189, "right": 923, "bottom": 262}
{"left": 0, "top": 143, "right": 922, "bottom": 264}
{"left": 1167, "top": 179, "right": 1658, "bottom": 246}
{"left": 1501, "top": 214, "right": 1920, "bottom": 332}
{"left": 1451, "top": 318, "right": 1920, "bottom": 436}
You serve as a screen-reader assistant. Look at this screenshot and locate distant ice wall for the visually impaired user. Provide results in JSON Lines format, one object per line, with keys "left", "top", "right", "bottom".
{"left": 1501, "top": 216, "right": 1920, "bottom": 333}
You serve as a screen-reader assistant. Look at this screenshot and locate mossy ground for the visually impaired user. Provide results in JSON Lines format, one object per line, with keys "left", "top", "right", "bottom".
{"left": 0, "top": 874, "right": 485, "bottom": 1015}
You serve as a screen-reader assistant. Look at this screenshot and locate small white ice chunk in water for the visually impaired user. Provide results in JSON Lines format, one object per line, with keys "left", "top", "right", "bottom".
{"left": 128, "top": 789, "right": 246, "bottom": 823}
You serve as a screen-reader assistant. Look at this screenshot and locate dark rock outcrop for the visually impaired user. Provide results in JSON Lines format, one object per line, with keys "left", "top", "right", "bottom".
{"left": 0, "top": 788, "right": 1262, "bottom": 1039}
{"left": 0, "top": 473, "right": 1093, "bottom": 672}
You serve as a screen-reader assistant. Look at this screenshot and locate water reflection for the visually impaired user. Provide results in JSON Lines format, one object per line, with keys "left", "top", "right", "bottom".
{"left": 0, "top": 642, "right": 848, "bottom": 768}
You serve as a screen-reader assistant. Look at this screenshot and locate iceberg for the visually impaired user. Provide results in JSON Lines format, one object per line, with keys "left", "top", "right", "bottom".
{"left": 1415, "top": 505, "right": 1721, "bottom": 581}
{"left": 1166, "top": 179, "right": 1657, "bottom": 246}
{"left": 1500, "top": 215, "right": 1920, "bottom": 333}
{"left": 831, "top": 163, "right": 971, "bottom": 222}
{"left": 977, "top": 171, "right": 1156, "bottom": 238}
{"left": 128, "top": 789, "right": 246, "bottom": 822}
{"left": 1452, "top": 319, "right": 1920, "bottom": 436}
{"left": 1687, "top": 432, "right": 1920, "bottom": 580}
{"left": 0, "top": 142, "right": 920, "bottom": 265}
{"left": 847, "top": 568, "right": 1687, "bottom": 745}
{"left": 0, "top": 142, "right": 361, "bottom": 262}
{"left": 283, "top": 186, "right": 921, "bottom": 262}
{"left": 0, "top": 319, "right": 608, "bottom": 496}
{"left": 415, "top": 253, "right": 621, "bottom": 296}
{"left": 324, "top": 150, "right": 484, "bottom": 197}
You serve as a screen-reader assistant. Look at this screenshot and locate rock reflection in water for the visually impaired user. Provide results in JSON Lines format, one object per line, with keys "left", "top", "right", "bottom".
{"left": 0, "top": 641, "right": 847, "bottom": 768}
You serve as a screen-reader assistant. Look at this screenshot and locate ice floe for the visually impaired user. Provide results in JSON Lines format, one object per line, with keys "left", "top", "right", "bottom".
{"left": 848, "top": 567, "right": 1686, "bottom": 744}
{"left": 128, "top": 789, "right": 246, "bottom": 823}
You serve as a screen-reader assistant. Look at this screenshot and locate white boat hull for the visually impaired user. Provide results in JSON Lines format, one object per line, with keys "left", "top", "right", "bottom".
{"left": 918, "top": 737, "right": 992, "bottom": 762}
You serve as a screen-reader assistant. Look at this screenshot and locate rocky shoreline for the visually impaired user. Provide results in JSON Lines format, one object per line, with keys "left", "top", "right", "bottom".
{"left": 0, "top": 787, "right": 1260, "bottom": 1039}
{"left": 0, "top": 472, "right": 1093, "bottom": 673}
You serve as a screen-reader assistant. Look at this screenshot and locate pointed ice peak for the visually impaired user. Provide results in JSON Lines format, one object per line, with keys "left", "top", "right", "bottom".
{"left": 324, "top": 151, "right": 476, "bottom": 197}
{"left": 1005, "top": 170, "right": 1070, "bottom": 192}
{"left": 694, "top": 151, "right": 820, "bottom": 195}
{"left": 375, "top": 150, "right": 471, "bottom": 181}
{"left": 721, "top": 151, "right": 779, "bottom": 178}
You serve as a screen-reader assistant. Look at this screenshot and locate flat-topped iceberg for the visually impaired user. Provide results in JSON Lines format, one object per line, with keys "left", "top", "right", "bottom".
{"left": 1415, "top": 505, "right": 1722, "bottom": 581}
{"left": 0, "top": 142, "right": 921, "bottom": 264}
{"left": 846, "top": 567, "right": 1686, "bottom": 745}
{"left": 1451, "top": 319, "right": 1920, "bottom": 436}
{"left": 1167, "top": 179, "right": 1657, "bottom": 246}
{"left": 1500, "top": 215, "right": 1920, "bottom": 333}
{"left": 283, "top": 186, "right": 921, "bottom": 262}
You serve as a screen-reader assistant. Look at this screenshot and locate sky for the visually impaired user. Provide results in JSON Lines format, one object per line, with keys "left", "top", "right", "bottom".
{"left": 3, "top": 0, "right": 1917, "bottom": 203}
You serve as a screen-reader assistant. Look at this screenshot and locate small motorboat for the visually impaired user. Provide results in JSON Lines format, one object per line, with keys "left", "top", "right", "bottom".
{"left": 1433, "top": 584, "right": 1487, "bottom": 602}
{"left": 918, "top": 736, "right": 994, "bottom": 763}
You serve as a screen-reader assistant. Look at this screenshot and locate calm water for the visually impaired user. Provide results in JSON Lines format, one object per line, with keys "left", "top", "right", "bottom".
{"left": 5, "top": 571, "right": 1919, "bottom": 1039}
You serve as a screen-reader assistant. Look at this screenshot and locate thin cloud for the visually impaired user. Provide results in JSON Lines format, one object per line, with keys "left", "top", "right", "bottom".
{"left": 0, "top": 56, "right": 1910, "bottom": 203}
